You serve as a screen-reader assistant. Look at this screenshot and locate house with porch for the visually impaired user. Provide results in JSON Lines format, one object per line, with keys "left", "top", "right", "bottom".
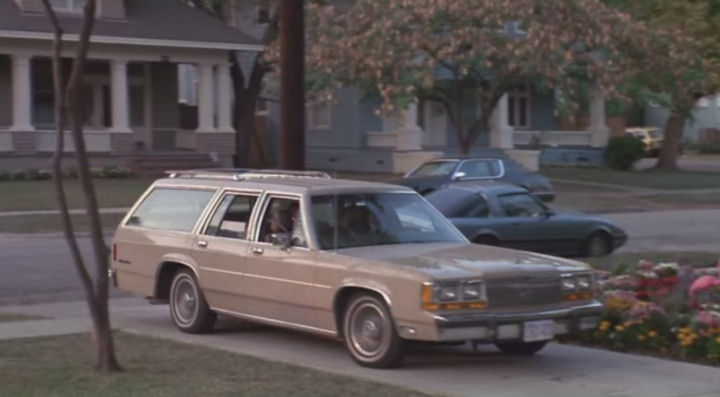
{"left": 0, "top": 0, "right": 261, "bottom": 172}
{"left": 265, "top": 84, "right": 611, "bottom": 173}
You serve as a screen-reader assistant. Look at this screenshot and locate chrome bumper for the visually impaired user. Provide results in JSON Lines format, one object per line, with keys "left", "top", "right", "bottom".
{"left": 433, "top": 301, "right": 603, "bottom": 342}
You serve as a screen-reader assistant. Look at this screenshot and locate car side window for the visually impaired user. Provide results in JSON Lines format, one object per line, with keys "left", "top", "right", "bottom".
{"left": 457, "top": 160, "right": 502, "bottom": 179}
{"left": 498, "top": 193, "right": 545, "bottom": 218}
{"left": 125, "top": 188, "right": 215, "bottom": 232}
{"left": 205, "top": 194, "right": 258, "bottom": 240}
{"left": 258, "top": 197, "right": 308, "bottom": 248}
{"left": 458, "top": 196, "right": 490, "bottom": 218}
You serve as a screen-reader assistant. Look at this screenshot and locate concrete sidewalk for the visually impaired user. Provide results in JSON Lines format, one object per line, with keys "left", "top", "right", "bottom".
{"left": 1, "top": 298, "right": 719, "bottom": 397}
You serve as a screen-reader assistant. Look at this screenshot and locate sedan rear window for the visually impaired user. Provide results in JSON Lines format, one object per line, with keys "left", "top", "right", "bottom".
{"left": 126, "top": 188, "right": 215, "bottom": 232}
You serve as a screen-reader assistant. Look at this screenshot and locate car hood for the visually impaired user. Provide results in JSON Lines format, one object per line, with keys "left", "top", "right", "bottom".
{"left": 337, "top": 242, "right": 591, "bottom": 280}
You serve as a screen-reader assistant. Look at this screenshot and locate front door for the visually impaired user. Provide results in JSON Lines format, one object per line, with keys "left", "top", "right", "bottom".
{"left": 243, "top": 195, "right": 331, "bottom": 333}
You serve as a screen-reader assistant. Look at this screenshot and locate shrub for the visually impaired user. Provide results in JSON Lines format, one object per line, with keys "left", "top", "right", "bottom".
{"left": 10, "top": 169, "right": 28, "bottom": 181}
{"left": 606, "top": 135, "right": 646, "bottom": 171}
{"left": 0, "top": 170, "right": 10, "bottom": 182}
{"left": 697, "top": 142, "right": 720, "bottom": 154}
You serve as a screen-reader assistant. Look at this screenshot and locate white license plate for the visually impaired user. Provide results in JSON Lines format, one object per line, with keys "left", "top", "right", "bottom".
{"left": 523, "top": 320, "right": 555, "bottom": 342}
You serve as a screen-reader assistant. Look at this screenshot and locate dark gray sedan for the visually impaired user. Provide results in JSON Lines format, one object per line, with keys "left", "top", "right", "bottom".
{"left": 425, "top": 182, "right": 627, "bottom": 257}
{"left": 390, "top": 157, "right": 555, "bottom": 201}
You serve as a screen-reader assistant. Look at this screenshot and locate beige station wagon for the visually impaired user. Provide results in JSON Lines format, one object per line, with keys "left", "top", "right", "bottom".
{"left": 111, "top": 169, "right": 602, "bottom": 368}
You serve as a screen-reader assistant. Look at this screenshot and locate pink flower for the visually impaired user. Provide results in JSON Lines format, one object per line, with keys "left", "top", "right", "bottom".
{"left": 638, "top": 260, "right": 655, "bottom": 271}
{"left": 695, "top": 311, "right": 720, "bottom": 328}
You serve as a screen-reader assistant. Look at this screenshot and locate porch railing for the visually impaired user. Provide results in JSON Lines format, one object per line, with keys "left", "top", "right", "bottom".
{"left": 514, "top": 130, "right": 592, "bottom": 147}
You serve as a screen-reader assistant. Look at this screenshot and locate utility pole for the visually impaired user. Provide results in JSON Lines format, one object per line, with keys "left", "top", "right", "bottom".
{"left": 278, "top": 0, "right": 305, "bottom": 170}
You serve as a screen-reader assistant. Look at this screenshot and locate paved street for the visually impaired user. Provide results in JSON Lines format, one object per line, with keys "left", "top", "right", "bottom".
{"left": 0, "top": 298, "right": 718, "bottom": 397}
{"left": 1, "top": 208, "right": 719, "bottom": 306}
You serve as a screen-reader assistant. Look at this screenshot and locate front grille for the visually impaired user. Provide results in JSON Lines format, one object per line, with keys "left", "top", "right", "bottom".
{"left": 486, "top": 275, "right": 561, "bottom": 308}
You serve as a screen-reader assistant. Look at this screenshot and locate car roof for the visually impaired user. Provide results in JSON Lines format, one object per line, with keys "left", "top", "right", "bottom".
{"left": 439, "top": 181, "right": 527, "bottom": 195}
{"left": 426, "top": 156, "right": 506, "bottom": 162}
{"left": 152, "top": 170, "right": 413, "bottom": 196}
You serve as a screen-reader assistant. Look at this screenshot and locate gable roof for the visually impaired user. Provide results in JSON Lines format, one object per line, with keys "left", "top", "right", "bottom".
{"left": 0, "top": 0, "right": 262, "bottom": 51}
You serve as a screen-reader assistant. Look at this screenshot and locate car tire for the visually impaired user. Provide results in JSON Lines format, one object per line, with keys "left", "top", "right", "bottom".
{"left": 169, "top": 269, "right": 216, "bottom": 334}
{"left": 583, "top": 232, "right": 611, "bottom": 257}
{"left": 495, "top": 341, "right": 548, "bottom": 355}
{"left": 342, "top": 293, "right": 406, "bottom": 368}
{"left": 474, "top": 235, "right": 500, "bottom": 247}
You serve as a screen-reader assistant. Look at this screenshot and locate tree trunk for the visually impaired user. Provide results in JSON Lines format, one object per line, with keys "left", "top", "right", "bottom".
{"left": 655, "top": 112, "right": 685, "bottom": 171}
{"left": 42, "top": 0, "right": 121, "bottom": 372}
{"left": 279, "top": 0, "right": 306, "bottom": 170}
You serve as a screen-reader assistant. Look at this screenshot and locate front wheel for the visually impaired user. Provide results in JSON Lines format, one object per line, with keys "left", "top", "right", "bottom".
{"left": 495, "top": 341, "right": 548, "bottom": 355}
{"left": 169, "top": 269, "right": 216, "bottom": 334}
{"left": 583, "top": 232, "right": 611, "bottom": 257}
{"left": 342, "top": 293, "right": 406, "bottom": 368}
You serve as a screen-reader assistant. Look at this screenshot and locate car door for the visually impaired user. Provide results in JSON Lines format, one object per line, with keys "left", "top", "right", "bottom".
{"left": 193, "top": 190, "right": 261, "bottom": 313}
{"left": 243, "top": 194, "right": 330, "bottom": 331}
{"left": 490, "top": 192, "right": 565, "bottom": 254}
{"left": 448, "top": 194, "right": 494, "bottom": 241}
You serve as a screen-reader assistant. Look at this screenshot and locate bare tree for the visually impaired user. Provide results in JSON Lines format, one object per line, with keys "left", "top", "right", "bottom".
{"left": 40, "top": 0, "right": 122, "bottom": 372}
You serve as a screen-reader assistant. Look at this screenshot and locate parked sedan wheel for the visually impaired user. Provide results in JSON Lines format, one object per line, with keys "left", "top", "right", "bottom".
{"left": 169, "top": 269, "right": 216, "bottom": 334}
{"left": 495, "top": 341, "right": 548, "bottom": 355}
{"left": 583, "top": 232, "right": 611, "bottom": 257}
{"left": 342, "top": 293, "right": 406, "bottom": 368}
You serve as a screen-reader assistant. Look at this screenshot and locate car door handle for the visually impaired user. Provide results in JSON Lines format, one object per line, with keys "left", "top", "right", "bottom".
{"left": 252, "top": 247, "right": 264, "bottom": 255}
{"left": 198, "top": 240, "right": 208, "bottom": 248}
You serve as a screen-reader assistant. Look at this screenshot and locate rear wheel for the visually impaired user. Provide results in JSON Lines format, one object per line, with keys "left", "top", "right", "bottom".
{"left": 583, "top": 232, "right": 611, "bottom": 257}
{"left": 495, "top": 341, "right": 548, "bottom": 355}
{"left": 169, "top": 269, "right": 216, "bottom": 334}
{"left": 342, "top": 293, "right": 406, "bottom": 368}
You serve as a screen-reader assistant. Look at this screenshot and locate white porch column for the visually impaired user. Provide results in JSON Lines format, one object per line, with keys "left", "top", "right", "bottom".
{"left": 109, "top": 59, "right": 131, "bottom": 133}
{"left": 396, "top": 101, "right": 422, "bottom": 151}
{"left": 196, "top": 62, "right": 216, "bottom": 132}
{"left": 588, "top": 87, "right": 609, "bottom": 147}
{"left": 216, "top": 63, "right": 234, "bottom": 133}
{"left": 10, "top": 54, "right": 34, "bottom": 132}
{"left": 490, "top": 94, "right": 514, "bottom": 149}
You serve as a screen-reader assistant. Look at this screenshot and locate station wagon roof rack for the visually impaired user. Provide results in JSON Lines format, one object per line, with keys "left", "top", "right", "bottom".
{"left": 166, "top": 168, "right": 332, "bottom": 181}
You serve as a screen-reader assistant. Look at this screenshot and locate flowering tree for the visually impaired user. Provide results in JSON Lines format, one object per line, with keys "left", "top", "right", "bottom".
{"left": 608, "top": 0, "right": 718, "bottom": 170}
{"left": 305, "top": 0, "right": 650, "bottom": 154}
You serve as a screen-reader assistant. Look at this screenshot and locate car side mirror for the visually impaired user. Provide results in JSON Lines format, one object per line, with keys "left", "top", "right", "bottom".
{"left": 270, "top": 233, "right": 291, "bottom": 249}
{"left": 451, "top": 171, "right": 466, "bottom": 181}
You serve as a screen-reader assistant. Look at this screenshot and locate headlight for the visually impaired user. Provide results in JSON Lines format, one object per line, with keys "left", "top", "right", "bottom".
{"left": 422, "top": 281, "right": 487, "bottom": 311}
{"left": 561, "top": 277, "right": 577, "bottom": 292}
{"left": 561, "top": 273, "right": 596, "bottom": 301}
{"left": 436, "top": 285, "right": 458, "bottom": 301}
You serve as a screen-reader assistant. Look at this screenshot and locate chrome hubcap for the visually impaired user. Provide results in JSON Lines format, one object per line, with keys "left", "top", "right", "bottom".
{"left": 173, "top": 278, "right": 197, "bottom": 324}
{"left": 350, "top": 303, "right": 386, "bottom": 357}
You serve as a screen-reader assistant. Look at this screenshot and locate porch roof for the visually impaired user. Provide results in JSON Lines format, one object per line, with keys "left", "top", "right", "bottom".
{"left": 0, "top": 0, "right": 262, "bottom": 52}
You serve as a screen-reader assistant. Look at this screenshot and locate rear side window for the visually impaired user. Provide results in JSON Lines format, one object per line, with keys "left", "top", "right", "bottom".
{"left": 125, "top": 188, "right": 215, "bottom": 232}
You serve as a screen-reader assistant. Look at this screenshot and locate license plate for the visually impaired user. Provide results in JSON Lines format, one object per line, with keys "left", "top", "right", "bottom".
{"left": 523, "top": 320, "right": 554, "bottom": 342}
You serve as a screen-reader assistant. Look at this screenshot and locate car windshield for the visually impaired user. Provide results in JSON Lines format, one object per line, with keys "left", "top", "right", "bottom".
{"left": 310, "top": 193, "right": 466, "bottom": 250}
{"left": 408, "top": 161, "right": 458, "bottom": 177}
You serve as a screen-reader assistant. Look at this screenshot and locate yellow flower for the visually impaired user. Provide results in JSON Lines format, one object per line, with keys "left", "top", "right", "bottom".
{"left": 638, "top": 335, "right": 647, "bottom": 341}
{"left": 648, "top": 331, "right": 658, "bottom": 338}
{"left": 615, "top": 325, "right": 625, "bottom": 332}
{"left": 716, "top": 336, "right": 720, "bottom": 344}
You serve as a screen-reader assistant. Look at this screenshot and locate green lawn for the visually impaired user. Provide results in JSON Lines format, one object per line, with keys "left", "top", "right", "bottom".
{"left": 542, "top": 167, "right": 720, "bottom": 190}
{"left": 0, "top": 333, "right": 432, "bottom": 397}
{"left": 580, "top": 251, "right": 720, "bottom": 271}
{"left": 0, "top": 213, "right": 126, "bottom": 234}
{"left": 0, "top": 313, "right": 44, "bottom": 323}
{"left": 0, "top": 178, "right": 152, "bottom": 212}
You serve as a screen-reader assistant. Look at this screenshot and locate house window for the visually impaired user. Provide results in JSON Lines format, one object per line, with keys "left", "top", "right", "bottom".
{"left": 257, "top": 7, "right": 270, "bottom": 24}
{"left": 256, "top": 98, "right": 269, "bottom": 116}
{"left": 308, "top": 103, "right": 332, "bottom": 130}
{"left": 50, "top": 0, "right": 87, "bottom": 12}
{"left": 508, "top": 85, "right": 531, "bottom": 129}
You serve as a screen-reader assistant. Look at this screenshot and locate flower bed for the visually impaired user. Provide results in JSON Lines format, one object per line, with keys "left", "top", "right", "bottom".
{"left": 568, "top": 260, "right": 720, "bottom": 364}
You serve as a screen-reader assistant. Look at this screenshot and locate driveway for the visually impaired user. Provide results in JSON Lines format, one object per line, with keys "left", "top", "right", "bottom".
{"left": 636, "top": 155, "right": 720, "bottom": 173}
{"left": 1, "top": 298, "right": 719, "bottom": 397}
{"left": 1, "top": 208, "right": 719, "bottom": 306}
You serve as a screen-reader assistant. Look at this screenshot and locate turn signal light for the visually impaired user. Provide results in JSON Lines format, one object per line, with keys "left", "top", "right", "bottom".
{"left": 563, "top": 292, "right": 595, "bottom": 301}
{"left": 422, "top": 301, "right": 488, "bottom": 311}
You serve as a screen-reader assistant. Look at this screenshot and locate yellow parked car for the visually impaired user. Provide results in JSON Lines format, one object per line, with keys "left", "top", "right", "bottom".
{"left": 626, "top": 127, "right": 664, "bottom": 157}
